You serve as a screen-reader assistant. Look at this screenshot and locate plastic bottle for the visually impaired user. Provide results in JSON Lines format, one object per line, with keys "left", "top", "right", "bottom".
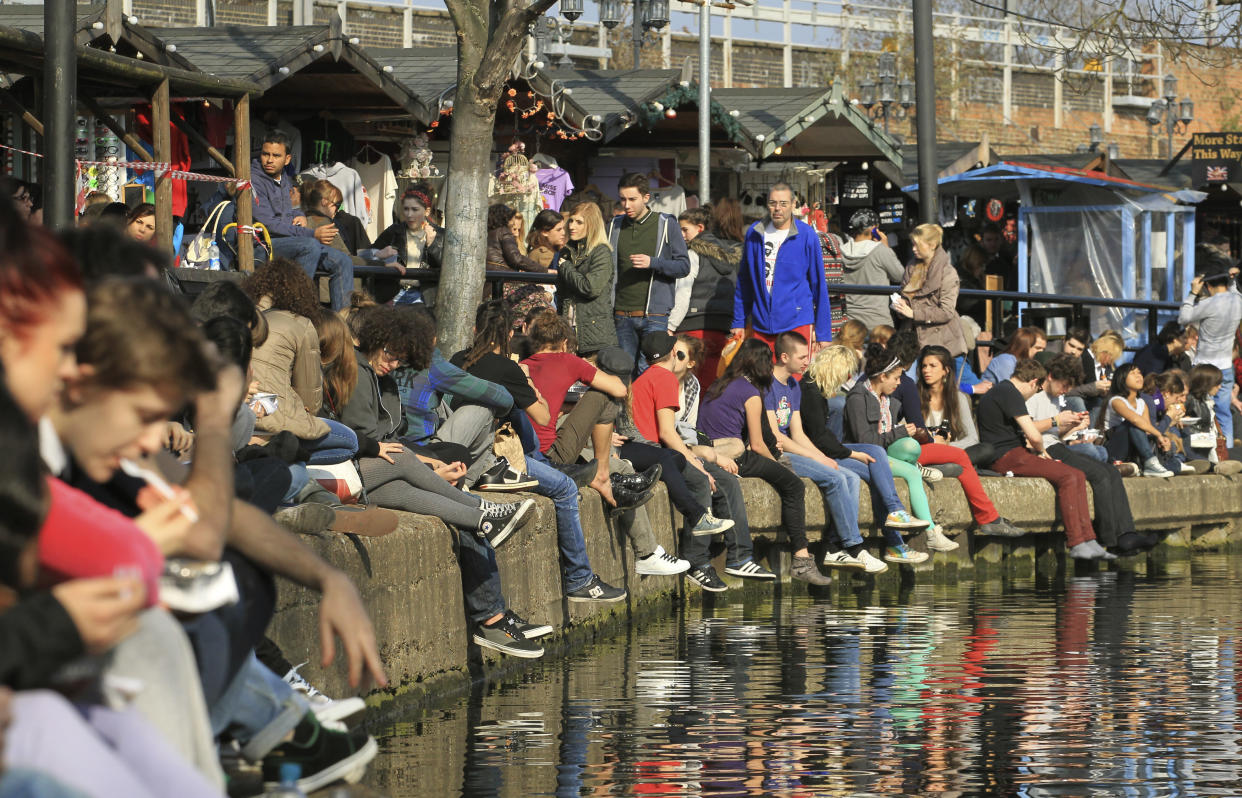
{"left": 207, "top": 240, "right": 221, "bottom": 271}
{"left": 265, "top": 763, "right": 307, "bottom": 797}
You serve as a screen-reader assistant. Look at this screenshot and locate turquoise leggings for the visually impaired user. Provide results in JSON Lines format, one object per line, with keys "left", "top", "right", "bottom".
{"left": 885, "top": 442, "right": 933, "bottom": 522}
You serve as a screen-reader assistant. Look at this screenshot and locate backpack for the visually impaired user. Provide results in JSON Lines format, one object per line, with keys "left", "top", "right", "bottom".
{"left": 183, "top": 201, "right": 230, "bottom": 269}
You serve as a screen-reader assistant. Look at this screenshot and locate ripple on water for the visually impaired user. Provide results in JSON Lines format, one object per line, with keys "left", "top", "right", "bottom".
{"left": 369, "top": 555, "right": 1242, "bottom": 797}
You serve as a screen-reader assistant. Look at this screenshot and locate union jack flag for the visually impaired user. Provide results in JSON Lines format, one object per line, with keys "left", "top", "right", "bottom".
{"left": 1206, "top": 165, "right": 1230, "bottom": 182}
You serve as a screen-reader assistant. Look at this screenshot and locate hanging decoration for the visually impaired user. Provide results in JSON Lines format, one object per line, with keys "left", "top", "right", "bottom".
{"left": 639, "top": 83, "right": 747, "bottom": 146}
{"left": 502, "top": 88, "right": 588, "bottom": 142}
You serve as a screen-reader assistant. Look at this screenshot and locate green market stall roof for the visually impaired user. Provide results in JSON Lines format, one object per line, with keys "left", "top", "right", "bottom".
{"left": 527, "top": 67, "right": 684, "bottom": 142}
{"left": 625, "top": 82, "right": 902, "bottom": 162}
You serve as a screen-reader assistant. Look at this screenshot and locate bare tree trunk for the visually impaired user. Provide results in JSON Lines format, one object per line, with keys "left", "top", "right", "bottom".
{"left": 436, "top": 59, "right": 494, "bottom": 354}
{"left": 437, "top": 0, "right": 557, "bottom": 355}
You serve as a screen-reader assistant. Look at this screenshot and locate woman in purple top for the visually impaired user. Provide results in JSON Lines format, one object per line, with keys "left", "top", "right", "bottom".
{"left": 698, "top": 339, "right": 831, "bottom": 585}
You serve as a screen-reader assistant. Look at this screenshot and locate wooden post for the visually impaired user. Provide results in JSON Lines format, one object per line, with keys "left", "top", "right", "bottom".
{"left": 234, "top": 93, "right": 254, "bottom": 273}
{"left": 985, "top": 274, "right": 1003, "bottom": 337}
{"left": 0, "top": 89, "right": 44, "bottom": 136}
{"left": 152, "top": 78, "right": 173, "bottom": 254}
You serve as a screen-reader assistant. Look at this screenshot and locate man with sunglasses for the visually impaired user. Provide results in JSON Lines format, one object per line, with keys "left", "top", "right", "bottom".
{"left": 731, "top": 183, "right": 833, "bottom": 355}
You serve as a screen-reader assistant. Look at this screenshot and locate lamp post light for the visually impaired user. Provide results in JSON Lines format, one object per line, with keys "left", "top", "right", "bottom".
{"left": 1146, "top": 73, "right": 1194, "bottom": 157}
{"left": 857, "top": 52, "right": 915, "bottom": 136}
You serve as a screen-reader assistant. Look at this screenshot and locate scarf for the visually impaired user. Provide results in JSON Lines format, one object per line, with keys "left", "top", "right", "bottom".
{"left": 866, "top": 382, "right": 893, "bottom": 433}
{"left": 902, "top": 246, "right": 948, "bottom": 297}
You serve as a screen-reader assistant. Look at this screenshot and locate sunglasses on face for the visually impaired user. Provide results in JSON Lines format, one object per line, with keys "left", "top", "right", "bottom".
{"left": 674, "top": 350, "right": 686, "bottom": 361}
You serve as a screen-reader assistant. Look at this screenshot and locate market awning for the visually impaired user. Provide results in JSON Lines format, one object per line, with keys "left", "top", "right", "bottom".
{"left": 901, "top": 161, "right": 1199, "bottom": 201}
{"left": 363, "top": 46, "right": 458, "bottom": 127}
{"left": 145, "top": 22, "right": 339, "bottom": 91}
{"left": 712, "top": 84, "right": 901, "bottom": 163}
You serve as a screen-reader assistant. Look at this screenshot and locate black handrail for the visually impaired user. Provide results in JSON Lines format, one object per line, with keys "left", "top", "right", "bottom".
{"left": 357, "top": 266, "right": 1182, "bottom": 341}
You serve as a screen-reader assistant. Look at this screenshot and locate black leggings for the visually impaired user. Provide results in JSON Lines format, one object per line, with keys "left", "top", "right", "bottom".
{"left": 617, "top": 441, "right": 707, "bottom": 522}
{"left": 736, "top": 450, "right": 807, "bottom": 551}
{"left": 1047, "top": 443, "right": 1135, "bottom": 547}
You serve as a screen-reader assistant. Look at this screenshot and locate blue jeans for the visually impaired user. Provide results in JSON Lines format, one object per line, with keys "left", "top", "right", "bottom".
{"left": 281, "top": 463, "right": 310, "bottom": 505}
{"left": 1068, "top": 441, "right": 1108, "bottom": 462}
{"left": 785, "top": 452, "right": 863, "bottom": 549}
{"left": 1215, "top": 368, "right": 1236, "bottom": 442}
{"left": 209, "top": 654, "right": 305, "bottom": 760}
{"left": 303, "top": 419, "right": 358, "bottom": 465}
{"left": 268, "top": 236, "right": 355, "bottom": 311}
{"left": 456, "top": 523, "right": 506, "bottom": 625}
{"left": 525, "top": 457, "right": 595, "bottom": 593}
{"left": 613, "top": 313, "right": 668, "bottom": 375}
{"left": 840, "top": 443, "right": 908, "bottom": 547}
{"left": 826, "top": 395, "right": 847, "bottom": 441}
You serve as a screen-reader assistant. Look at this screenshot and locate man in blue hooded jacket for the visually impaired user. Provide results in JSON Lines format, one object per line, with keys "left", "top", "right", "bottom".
{"left": 250, "top": 130, "right": 354, "bottom": 310}
{"left": 731, "top": 183, "right": 832, "bottom": 352}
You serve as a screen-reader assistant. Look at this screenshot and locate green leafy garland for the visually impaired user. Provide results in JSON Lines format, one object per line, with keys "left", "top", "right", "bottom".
{"left": 639, "top": 84, "right": 748, "bottom": 146}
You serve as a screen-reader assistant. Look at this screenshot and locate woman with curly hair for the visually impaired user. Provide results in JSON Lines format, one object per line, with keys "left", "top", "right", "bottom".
{"left": 336, "top": 305, "right": 548, "bottom": 657}
{"left": 242, "top": 258, "right": 357, "bottom": 464}
{"left": 486, "top": 203, "right": 553, "bottom": 324}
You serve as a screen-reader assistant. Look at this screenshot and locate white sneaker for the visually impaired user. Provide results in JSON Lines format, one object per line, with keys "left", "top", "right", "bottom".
{"left": 926, "top": 524, "right": 960, "bottom": 552}
{"left": 1178, "top": 462, "right": 1197, "bottom": 474}
{"left": 1142, "top": 457, "right": 1173, "bottom": 478}
{"left": 636, "top": 545, "right": 691, "bottom": 575}
{"left": 822, "top": 550, "right": 865, "bottom": 569}
{"left": 919, "top": 465, "right": 944, "bottom": 483}
{"left": 284, "top": 663, "right": 367, "bottom": 724}
{"left": 856, "top": 549, "right": 889, "bottom": 574}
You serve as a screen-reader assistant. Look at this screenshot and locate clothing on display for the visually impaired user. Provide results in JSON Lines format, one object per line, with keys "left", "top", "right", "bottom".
{"left": 536, "top": 167, "right": 575, "bottom": 212}
{"left": 353, "top": 150, "right": 397, "bottom": 240}
{"left": 649, "top": 184, "right": 687, "bottom": 217}
{"left": 300, "top": 162, "right": 370, "bottom": 227}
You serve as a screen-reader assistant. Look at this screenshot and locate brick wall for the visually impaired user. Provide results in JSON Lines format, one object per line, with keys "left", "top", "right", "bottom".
{"left": 126, "top": 0, "right": 1241, "bottom": 159}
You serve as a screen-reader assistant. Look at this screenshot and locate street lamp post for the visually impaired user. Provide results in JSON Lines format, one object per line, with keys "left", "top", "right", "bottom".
{"left": 857, "top": 52, "right": 914, "bottom": 137}
{"left": 1146, "top": 73, "right": 1195, "bottom": 158}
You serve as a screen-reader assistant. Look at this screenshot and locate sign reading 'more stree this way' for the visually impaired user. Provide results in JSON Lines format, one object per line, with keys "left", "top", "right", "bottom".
{"left": 1190, "top": 132, "right": 1242, "bottom": 185}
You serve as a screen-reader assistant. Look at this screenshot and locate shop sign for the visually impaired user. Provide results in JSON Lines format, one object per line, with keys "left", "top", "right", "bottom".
{"left": 1189, "top": 132, "right": 1242, "bottom": 185}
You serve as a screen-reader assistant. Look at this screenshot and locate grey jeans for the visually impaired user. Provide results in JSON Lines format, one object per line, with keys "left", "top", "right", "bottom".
{"left": 358, "top": 445, "right": 485, "bottom": 529}
{"left": 432, "top": 404, "right": 498, "bottom": 484}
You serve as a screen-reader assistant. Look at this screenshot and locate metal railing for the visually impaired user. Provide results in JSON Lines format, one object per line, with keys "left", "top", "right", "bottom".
{"left": 353, "top": 265, "right": 1180, "bottom": 343}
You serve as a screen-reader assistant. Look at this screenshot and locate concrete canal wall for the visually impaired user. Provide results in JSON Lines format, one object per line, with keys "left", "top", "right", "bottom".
{"left": 267, "top": 472, "right": 1242, "bottom": 704}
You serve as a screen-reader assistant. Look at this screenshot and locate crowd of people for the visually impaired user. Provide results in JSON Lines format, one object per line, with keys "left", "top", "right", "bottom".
{"left": 4, "top": 137, "right": 1242, "bottom": 796}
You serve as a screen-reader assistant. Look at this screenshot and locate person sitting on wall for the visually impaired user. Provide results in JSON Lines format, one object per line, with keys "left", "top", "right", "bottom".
{"left": 249, "top": 130, "right": 355, "bottom": 311}
{"left": 975, "top": 357, "right": 1116, "bottom": 561}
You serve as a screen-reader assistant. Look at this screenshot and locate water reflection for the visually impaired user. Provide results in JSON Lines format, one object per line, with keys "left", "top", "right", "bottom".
{"left": 370, "top": 556, "right": 1242, "bottom": 797}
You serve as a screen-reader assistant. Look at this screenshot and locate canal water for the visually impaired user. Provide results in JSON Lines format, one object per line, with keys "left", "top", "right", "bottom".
{"left": 368, "top": 555, "right": 1242, "bottom": 796}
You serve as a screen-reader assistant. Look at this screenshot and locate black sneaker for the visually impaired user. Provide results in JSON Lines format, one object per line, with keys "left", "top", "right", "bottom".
{"left": 477, "top": 498, "right": 535, "bottom": 548}
{"left": 472, "top": 614, "right": 544, "bottom": 658}
{"left": 687, "top": 565, "right": 728, "bottom": 592}
{"left": 566, "top": 575, "right": 627, "bottom": 603}
{"left": 261, "top": 713, "right": 378, "bottom": 793}
{"left": 474, "top": 457, "right": 540, "bottom": 492}
{"left": 505, "top": 608, "right": 553, "bottom": 639}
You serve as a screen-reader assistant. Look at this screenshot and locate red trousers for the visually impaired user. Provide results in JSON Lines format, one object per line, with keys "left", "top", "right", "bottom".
{"left": 916, "top": 442, "right": 1000, "bottom": 525}
{"left": 991, "top": 447, "right": 1095, "bottom": 546}
{"left": 679, "top": 329, "right": 729, "bottom": 392}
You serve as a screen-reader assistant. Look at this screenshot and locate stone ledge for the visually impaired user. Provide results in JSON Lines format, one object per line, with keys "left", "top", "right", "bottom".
{"left": 267, "top": 472, "right": 1242, "bottom": 702}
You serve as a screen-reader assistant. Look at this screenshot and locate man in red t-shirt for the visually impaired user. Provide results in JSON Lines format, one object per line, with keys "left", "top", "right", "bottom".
{"left": 629, "top": 332, "right": 773, "bottom": 587}
{"left": 521, "top": 313, "right": 628, "bottom": 506}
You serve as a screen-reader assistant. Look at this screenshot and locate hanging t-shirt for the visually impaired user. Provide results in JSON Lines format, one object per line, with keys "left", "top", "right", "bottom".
{"left": 649, "top": 185, "right": 687, "bottom": 217}
{"left": 353, "top": 154, "right": 397, "bottom": 241}
{"left": 762, "top": 221, "right": 790, "bottom": 294}
{"left": 536, "top": 167, "right": 575, "bottom": 212}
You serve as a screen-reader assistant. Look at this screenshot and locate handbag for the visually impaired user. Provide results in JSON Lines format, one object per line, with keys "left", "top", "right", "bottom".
{"left": 493, "top": 422, "right": 527, "bottom": 474}
{"left": 307, "top": 460, "right": 363, "bottom": 504}
{"left": 1215, "top": 418, "right": 1231, "bottom": 463}
{"left": 182, "top": 201, "right": 230, "bottom": 269}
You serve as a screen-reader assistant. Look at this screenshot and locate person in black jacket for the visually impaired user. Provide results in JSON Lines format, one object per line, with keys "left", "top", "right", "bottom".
{"left": 371, "top": 186, "right": 445, "bottom": 305}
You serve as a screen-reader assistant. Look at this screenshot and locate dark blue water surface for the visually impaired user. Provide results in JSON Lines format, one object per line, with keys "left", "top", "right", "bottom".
{"left": 369, "top": 556, "right": 1242, "bottom": 796}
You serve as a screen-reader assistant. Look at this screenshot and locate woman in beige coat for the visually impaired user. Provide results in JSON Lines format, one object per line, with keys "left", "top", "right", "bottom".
{"left": 243, "top": 258, "right": 358, "bottom": 464}
{"left": 892, "top": 223, "right": 968, "bottom": 358}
